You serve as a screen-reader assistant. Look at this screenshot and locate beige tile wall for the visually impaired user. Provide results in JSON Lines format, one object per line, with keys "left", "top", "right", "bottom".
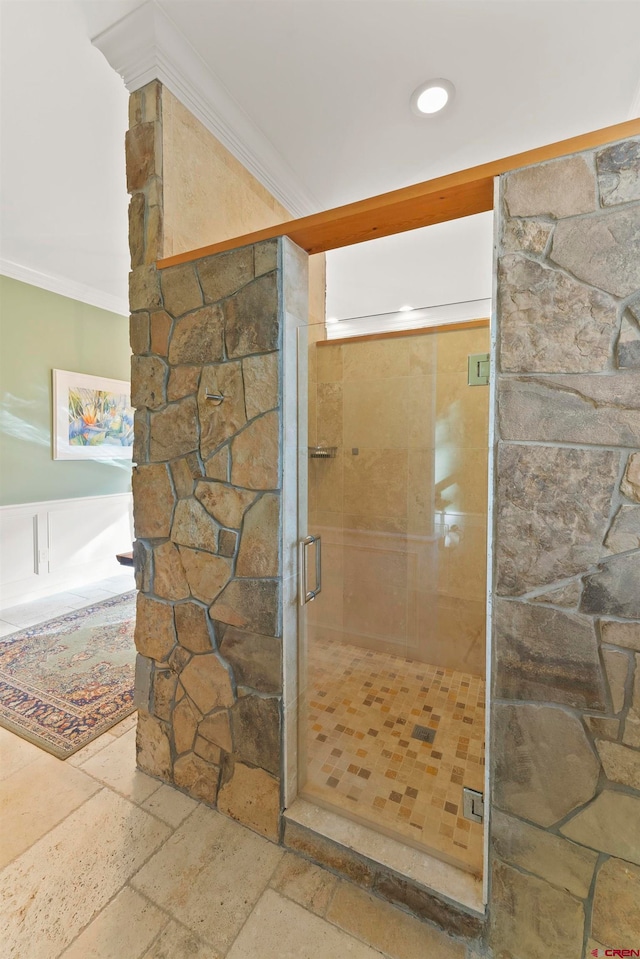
{"left": 161, "top": 89, "right": 326, "bottom": 324}
{"left": 307, "top": 327, "right": 490, "bottom": 677}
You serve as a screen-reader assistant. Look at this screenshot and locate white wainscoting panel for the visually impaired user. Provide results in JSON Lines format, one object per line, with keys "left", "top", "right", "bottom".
{"left": 0, "top": 508, "right": 38, "bottom": 586}
{"left": 0, "top": 493, "right": 133, "bottom": 609}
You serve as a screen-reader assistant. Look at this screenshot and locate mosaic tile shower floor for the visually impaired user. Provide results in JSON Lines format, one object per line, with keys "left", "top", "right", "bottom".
{"left": 303, "top": 635, "right": 485, "bottom": 874}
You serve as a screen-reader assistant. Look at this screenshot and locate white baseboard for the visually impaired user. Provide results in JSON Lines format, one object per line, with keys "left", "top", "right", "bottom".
{"left": 0, "top": 492, "right": 133, "bottom": 609}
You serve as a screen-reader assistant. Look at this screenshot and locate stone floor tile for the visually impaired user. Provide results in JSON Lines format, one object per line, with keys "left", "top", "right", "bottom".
{"left": 67, "top": 586, "right": 119, "bottom": 603}
{"left": 0, "top": 789, "right": 171, "bottom": 959}
{"left": 98, "top": 573, "right": 136, "bottom": 592}
{"left": 269, "top": 851, "right": 338, "bottom": 916}
{"left": 0, "top": 614, "right": 45, "bottom": 629}
{"left": 142, "top": 783, "right": 199, "bottom": 827}
{"left": 0, "top": 603, "right": 76, "bottom": 628}
{"left": 0, "top": 725, "right": 44, "bottom": 780}
{"left": 108, "top": 712, "right": 138, "bottom": 738}
{"left": 49, "top": 591, "right": 107, "bottom": 610}
{"left": 142, "top": 920, "right": 220, "bottom": 959}
{"left": 326, "top": 880, "right": 466, "bottom": 959}
{"left": 0, "top": 572, "right": 134, "bottom": 626}
{"left": 59, "top": 886, "right": 168, "bottom": 959}
{"left": 67, "top": 731, "right": 118, "bottom": 768}
{"left": 132, "top": 805, "right": 283, "bottom": 953}
{"left": 80, "top": 728, "right": 161, "bottom": 803}
{"left": 0, "top": 753, "right": 101, "bottom": 868}
{"left": 0, "top": 596, "right": 69, "bottom": 624}
{"left": 226, "top": 889, "right": 386, "bottom": 959}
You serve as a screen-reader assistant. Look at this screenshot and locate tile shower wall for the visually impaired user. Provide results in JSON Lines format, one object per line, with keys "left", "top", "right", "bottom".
{"left": 308, "top": 327, "right": 490, "bottom": 676}
{"left": 489, "top": 136, "right": 640, "bottom": 957}
{"left": 160, "top": 88, "right": 326, "bottom": 325}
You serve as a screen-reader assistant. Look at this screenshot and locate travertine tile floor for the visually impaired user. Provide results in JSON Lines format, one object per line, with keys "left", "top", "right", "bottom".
{"left": 0, "top": 586, "right": 469, "bottom": 959}
{"left": 0, "top": 569, "right": 136, "bottom": 636}
{"left": 304, "top": 636, "right": 485, "bottom": 874}
{"left": 0, "top": 721, "right": 468, "bottom": 959}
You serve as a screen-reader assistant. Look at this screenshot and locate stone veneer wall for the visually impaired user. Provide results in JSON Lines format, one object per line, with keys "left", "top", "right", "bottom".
{"left": 127, "top": 80, "right": 306, "bottom": 842}
{"left": 131, "top": 234, "right": 296, "bottom": 842}
{"left": 489, "top": 136, "right": 640, "bottom": 957}
{"left": 127, "top": 81, "right": 164, "bottom": 271}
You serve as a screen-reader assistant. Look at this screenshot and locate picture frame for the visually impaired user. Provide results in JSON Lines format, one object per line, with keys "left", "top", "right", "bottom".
{"left": 52, "top": 369, "right": 134, "bottom": 461}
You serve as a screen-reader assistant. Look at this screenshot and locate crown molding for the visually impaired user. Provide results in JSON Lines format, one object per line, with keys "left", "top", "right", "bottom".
{"left": 0, "top": 259, "right": 129, "bottom": 317}
{"left": 91, "top": 0, "right": 320, "bottom": 219}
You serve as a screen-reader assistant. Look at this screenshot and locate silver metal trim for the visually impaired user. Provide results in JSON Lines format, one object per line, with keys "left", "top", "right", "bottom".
{"left": 463, "top": 787, "right": 484, "bottom": 823}
{"left": 467, "top": 352, "right": 490, "bottom": 387}
{"left": 300, "top": 534, "right": 322, "bottom": 605}
{"left": 314, "top": 535, "right": 322, "bottom": 600}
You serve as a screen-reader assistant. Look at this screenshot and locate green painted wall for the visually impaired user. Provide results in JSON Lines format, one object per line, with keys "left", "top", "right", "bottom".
{"left": 0, "top": 275, "right": 132, "bottom": 506}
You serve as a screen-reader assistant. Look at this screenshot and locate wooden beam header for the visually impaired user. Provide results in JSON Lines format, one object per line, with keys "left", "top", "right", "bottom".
{"left": 158, "top": 118, "right": 640, "bottom": 269}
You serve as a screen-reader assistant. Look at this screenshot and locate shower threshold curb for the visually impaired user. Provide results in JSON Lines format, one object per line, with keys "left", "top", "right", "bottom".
{"left": 283, "top": 798, "right": 485, "bottom": 938}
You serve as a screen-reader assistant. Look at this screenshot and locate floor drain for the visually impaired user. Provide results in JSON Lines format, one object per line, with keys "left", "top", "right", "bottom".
{"left": 411, "top": 724, "right": 435, "bottom": 744}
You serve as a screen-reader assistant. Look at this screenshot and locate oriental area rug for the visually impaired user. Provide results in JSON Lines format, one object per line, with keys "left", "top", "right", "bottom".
{"left": 0, "top": 592, "right": 137, "bottom": 759}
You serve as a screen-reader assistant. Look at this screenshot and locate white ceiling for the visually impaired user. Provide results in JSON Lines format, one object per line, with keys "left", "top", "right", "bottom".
{"left": 1, "top": 0, "right": 639, "bottom": 320}
{"left": 0, "top": 1, "right": 133, "bottom": 313}
{"left": 165, "top": 0, "right": 640, "bottom": 207}
{"left": 325, "top": 213, "right": 494, "bottom": 320}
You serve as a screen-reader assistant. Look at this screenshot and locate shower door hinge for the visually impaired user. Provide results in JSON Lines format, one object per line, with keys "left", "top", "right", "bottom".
{"left": 463, "top": 787, "right": 484, "bottom": 824}
{"left": 468, "top": 353, "right": 490, "bottom": 386}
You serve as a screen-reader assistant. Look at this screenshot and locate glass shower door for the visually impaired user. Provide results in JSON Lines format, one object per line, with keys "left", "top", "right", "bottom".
{"left": 297, "top": 321, "right": 489, "bottom": 876}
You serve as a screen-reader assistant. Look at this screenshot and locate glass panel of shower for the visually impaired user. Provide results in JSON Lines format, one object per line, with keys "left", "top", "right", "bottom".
{"left": 297, "top": 319, "right": 489, "bottom": 877}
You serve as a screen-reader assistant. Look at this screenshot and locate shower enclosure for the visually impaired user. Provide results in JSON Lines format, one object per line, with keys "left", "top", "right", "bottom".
{"left": 297, "top": 318, "right": 490, "bottom": 876}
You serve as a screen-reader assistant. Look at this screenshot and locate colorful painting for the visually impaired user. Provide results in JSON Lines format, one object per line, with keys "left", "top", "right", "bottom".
{"left": 53, "top": 370, "right": 134, "bottom": 460}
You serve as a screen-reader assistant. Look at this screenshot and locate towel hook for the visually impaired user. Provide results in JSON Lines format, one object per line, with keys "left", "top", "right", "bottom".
{"left": 205, "top": 390, "right": 226, "bottom": 406}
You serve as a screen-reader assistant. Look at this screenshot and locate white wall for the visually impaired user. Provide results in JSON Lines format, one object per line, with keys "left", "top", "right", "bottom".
{"left": 0, "top": 492, "right": 133, "bottom": 609}
{"left": 325, "top": 212, "right": 494, "bottom": 321}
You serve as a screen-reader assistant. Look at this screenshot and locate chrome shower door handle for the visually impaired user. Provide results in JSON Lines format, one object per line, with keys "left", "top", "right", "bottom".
{"left": 300, "top": 535, "right": 322, "bottom": 605}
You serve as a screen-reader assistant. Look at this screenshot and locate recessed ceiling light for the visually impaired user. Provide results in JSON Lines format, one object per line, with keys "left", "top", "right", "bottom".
{"left": 399, "top": 305, "right": 414, "bottom": 312}
{"left": 411, "top": 78, "right": 455, "bottom": 117}
{"left": 326, "top": 317, "right": 339, "bottom": 324}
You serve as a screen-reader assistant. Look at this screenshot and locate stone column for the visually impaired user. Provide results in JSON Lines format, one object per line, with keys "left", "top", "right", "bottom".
{"left": 129, "top": 235, "right": 307, "bottom": 842}
{"left": 127, "top": 80, "right": 163, "bottom": 270}
{"left": 490, "top": 137, "right": 640, "bottom": 956}
{"left": 127, "top": 81, "right": 308, "bottom": 841}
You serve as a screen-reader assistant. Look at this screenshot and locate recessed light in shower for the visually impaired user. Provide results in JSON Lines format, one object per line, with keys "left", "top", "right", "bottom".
{"left": 399, "top": 305, "right": 414, "bottom": 312}
{"left": 326, "top": 317, "right": 339, "bottom": 324}
{"left": 410, "top": 78, "right": 455, "bottom": 117}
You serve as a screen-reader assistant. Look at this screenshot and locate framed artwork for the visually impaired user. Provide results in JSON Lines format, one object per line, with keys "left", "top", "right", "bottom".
{"left": 52, "top": 369, "right": 134, "bottom": 461}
